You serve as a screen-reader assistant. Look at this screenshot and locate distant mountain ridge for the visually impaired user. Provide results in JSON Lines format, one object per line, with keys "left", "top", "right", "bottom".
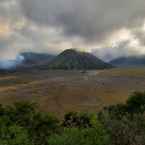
{"left": 110, "top": 55, "right": 145, "bottom": 67}
{"left": 0, "top": 52, "right": 55, "bottom": 72}
{"left": 0, "top": 49, "right": 113, "bottom": 72}
{"left": 21, "top": 52, "right": 54, "bottom": 67}
{"left": 48, "top": 49, "right": 113, "bottom": 70}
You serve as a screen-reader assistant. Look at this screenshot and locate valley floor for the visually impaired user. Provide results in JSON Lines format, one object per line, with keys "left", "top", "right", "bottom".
{"left": 0, "top": 67, "right": 145, "bottom": 116}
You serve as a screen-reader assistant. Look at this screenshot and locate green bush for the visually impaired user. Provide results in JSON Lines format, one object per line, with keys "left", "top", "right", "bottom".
{"left": 1, "top": 91, "right": 145, "bottom": 145}
{"left": 98, "top": 104, "right": 128, "bottom": 121}
{"left": 0, "top": 102, "right": 60, "bottom": 145}
{"left": 127, "top": 91, "right": 145, "bottom": 113}
{"left": 48, "top": 125, "right": 110, "bottom": 145}
{"left": 0, "top": 118, "right": 32, "bottom": 145}
{"left": 98, "top": 92, "right": 145, "bottom": 145}
{"left": 99, "top": 91, "right": 145, "bottom": 122}
{"left": 30, "top": 112, "right": 60, "bottom": 145}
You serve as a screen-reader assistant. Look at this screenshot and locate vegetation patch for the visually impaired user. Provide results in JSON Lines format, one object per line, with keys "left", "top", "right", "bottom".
{"left": 0, "top": 92, "right": 145, "bottom": 145}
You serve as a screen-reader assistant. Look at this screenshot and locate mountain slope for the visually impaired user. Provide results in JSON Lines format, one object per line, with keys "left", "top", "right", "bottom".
{"left": 21, "top": 52, "right": 54, "bottom": 67}
{"left": 0, "top": 52, "right": 55, "bottom": 72}
{"left": 0, "top": 50, "right": 112, "bottom": 72}
{"left": 110, "top": 56, "right": 145, "bottom": 67}
{"left": 48, "top": 49, "right": 113, "bottom": 70}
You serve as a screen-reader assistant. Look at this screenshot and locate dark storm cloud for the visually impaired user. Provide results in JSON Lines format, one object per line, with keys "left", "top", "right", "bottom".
{"left": 0, "top": 0, "right": 145, "bottom": 64}
{"left": 20, "top": 0, "right": 145, "bottom": 42}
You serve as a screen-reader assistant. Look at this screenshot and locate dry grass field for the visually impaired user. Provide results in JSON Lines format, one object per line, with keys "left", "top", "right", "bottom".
{"left": 0, "top": 67, "right": 145, "bottom": 116}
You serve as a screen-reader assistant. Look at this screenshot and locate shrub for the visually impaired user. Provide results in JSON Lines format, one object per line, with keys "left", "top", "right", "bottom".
{"left": 62, "top": 112, "right": 97, "bottom": 128}
{"left": 12, "top": 102, "right": 37, "bottom": 126}
{"left": 30, "top": 112, "right": 60, "bottom": 145}
{"left": 105, "top": 114, "right": 145, "bottom": 145}
{"left": 98, "top": 92, "right": 145, "bottom": 145}
{"left": 0, "top": 102, "right": 60, "bottom": 145}
{"left": 48, "top": 123, "right": 110, "bottom": 145}
{"left": 0, "top": 118, "right": 32, "bottom": 145}
{"left": 98, "top": 104, "right": 128, "bottom": 121}
{"left": 99, "top": 91, "right": 145, "bottom": 122}
{"left": 127, "top": 91, "right": 145, "bottom": 113}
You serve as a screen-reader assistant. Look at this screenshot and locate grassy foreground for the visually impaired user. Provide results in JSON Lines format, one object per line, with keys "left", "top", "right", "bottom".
{"left": 0, "top": 91, "right": 145, "bottom": 145}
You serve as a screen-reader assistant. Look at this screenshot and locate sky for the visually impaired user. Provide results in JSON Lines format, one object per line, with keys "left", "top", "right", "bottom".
{"left": 1, "top": 0, "right": 145, "bottom": 61}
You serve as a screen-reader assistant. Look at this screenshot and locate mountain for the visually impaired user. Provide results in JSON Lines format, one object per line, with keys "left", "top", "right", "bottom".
{"left": 0, "top": 50, "right": 112, "bottom": 72}
{"left": 110, "top": 55, "right": 145, "bottom": 67}
{"left": 48, "top": 49, "right": 113, "bottom": 70}
{"left": 0, "top": 52, "right": 55, "bottom": 72}
{"left": 21, "top": 52, "right": 54, "bottom": 67}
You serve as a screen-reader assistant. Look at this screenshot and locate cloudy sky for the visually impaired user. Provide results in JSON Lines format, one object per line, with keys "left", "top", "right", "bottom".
{"left": 1, "top": 0, "right": 145, "bottom": 61}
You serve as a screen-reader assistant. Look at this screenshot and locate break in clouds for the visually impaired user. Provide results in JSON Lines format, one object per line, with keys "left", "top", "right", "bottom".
{"left": 1, "top": 0, "right": 145, "bottom": 61}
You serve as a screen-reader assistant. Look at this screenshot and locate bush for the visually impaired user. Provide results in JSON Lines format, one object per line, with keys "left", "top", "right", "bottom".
{"left": 1, "top": 91, "right": 145, "bottom": 145}
{"left": 98, "top": 91, "right": 145, "bottom": 145}
{"left": 98, "top": 104, "right": 128, "bottom": 121}
{"left": 0, "top": 118, "right": 32, "bottom": 145}
{"left": 48, "top": 123, "right": 110, "bottom": 145}
{"left": 99, "top": 92, "right": 145, "bottom": 122}
{"left": 30, "top": 112, "right": 60, "bottom": 145}
{"left": 104, "top": 114, "right": 145, "bottom": 145}
{"left": 127, "top": 91, "right": 145, "bottom": 113}
{"left": 0, "top": 102, "right": 60, "bottom": 145}
{"left": 62, "top": 112, "right": 97, "bottom": 128}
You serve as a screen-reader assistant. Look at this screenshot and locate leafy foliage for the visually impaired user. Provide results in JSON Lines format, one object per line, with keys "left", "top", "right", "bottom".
{"left": 62, "top": 112, "right": 97, "bottom": 128}
{"left": 48, "top": 126, "right": 109, "bottom": 145}
{"left": 0, "top": 102, "right": 59, "bottom": 145}
{"left": 99, "top": 91, "right": 145, "bottom": 121}
{"left": 0, "top": 118, "right": 31, "bottom": 145}
{"left": 98, "top": 91, "right": 145, "bottom": 145}
{"left": 0, "top": 91, "right": 145, "bottom": 145}
{"left": 106, "top": 114, "right": 145, "bottom": 145}
{"left": 127, "top": 91, "right": 145, "bottom": 113}
{"left": 30, "top": 112, "right": 59, "bottom": 145}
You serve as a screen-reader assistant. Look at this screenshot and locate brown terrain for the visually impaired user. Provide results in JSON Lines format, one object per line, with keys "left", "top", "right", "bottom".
{"left": 0, "top": 68, "right": 145, "bottom": 116}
